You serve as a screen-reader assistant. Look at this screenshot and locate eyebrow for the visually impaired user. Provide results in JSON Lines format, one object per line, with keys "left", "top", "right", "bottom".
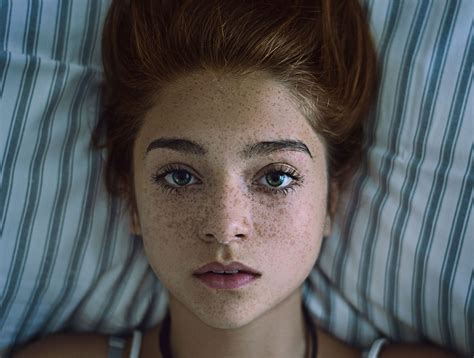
{"left": 145, "top": 138, "right": 313, "bottom": 159}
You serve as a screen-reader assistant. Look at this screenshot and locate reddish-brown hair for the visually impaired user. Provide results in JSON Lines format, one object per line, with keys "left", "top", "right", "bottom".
{"left": 94, "top": 0, "right": 378, "bottom": 212}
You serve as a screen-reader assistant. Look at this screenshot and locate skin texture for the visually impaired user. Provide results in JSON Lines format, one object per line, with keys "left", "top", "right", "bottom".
{"left": 11, "top": 70, "right": 457, "bottom": 358}
{"left": 131, "top": 70, "right": 331, "bottom": 358}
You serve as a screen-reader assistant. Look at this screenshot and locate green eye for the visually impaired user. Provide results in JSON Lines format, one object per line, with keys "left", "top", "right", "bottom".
{"left": 265, "top": 172, "right": 286, "bottom": 187}
{"left": 172, "top": 170, "right": 192, "bottom": 186}
{"left": 256, "top": 165, "right": 304, "bottom": 196}
{"left": 152, "top": 165, "right": 199, "bottom": 193}
{"left": 259, "top": 171, "right": 293, "bottom": 189}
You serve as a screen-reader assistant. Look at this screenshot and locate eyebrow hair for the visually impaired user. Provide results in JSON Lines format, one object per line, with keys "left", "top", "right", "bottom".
{"left": 146, "top": 138, "right": 207, "bottom": 156}
{"left": 145, "top": 138, "right": 313, "bottom": 159}
{"left": 242, "top": 139, "right": 313, "bottom": 159}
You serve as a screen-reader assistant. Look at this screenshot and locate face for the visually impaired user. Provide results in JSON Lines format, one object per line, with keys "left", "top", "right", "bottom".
{"left": 132, "top": 70, "right": 330, "bottom": 329}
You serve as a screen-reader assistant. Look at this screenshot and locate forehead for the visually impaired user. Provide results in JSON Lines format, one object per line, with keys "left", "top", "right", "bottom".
{"left": 137, "top": 71, "right": 321, "bottom": 157}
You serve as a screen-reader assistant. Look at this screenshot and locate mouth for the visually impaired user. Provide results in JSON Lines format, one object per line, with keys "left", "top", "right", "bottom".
{"left": 193, "top": 261, "right": 262, "bottom": 289}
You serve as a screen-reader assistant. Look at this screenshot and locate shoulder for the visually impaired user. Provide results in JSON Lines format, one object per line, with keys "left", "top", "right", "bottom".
{"left": 140, "top": 323, "right": 163, "bottom": 358}
{"left": 11, "top": 332, "right": 130, "bottom": 358}
{"left": 316, "top": 326, "right": 361, "bottom": 358}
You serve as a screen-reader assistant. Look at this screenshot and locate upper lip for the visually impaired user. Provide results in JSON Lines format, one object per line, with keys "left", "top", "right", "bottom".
{"left": 193, "top": 261, "right": 262, "bottom": 275}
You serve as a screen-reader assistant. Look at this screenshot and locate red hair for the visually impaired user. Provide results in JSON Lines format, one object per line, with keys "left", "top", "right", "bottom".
{"left": 94, "top": 0, "right": 378, "bottom": 212}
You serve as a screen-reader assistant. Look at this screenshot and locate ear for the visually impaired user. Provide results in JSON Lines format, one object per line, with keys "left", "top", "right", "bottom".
{"left": 130, "top": 210, "right": 142, "bottom": 236}
{"left": 324, "top": 181, "right": 339, "bottom": 237}
{"left": 323, "top": 214, "right": 332, "bottom": 237}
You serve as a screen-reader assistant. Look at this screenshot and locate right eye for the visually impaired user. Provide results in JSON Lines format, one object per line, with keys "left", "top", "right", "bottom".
{"left": 164, "top": 169, "right": 195, "bottom": 186}
{"left": 152, "top": 164, "right": 200, "bottom": 193}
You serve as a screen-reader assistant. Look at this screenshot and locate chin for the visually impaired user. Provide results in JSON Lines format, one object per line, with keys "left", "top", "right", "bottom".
{"left": 193, "top": 305, "right": 262, "bottom": 330}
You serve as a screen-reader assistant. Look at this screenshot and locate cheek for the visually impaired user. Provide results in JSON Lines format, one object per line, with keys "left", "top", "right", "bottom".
{"left": 256, "top": 200, "right": 325, "bottom": 260}
{"left": 135, "top": 185, "right": 198, "bottom": 274}
{"left": 250, "top": 194, "right": 326, "bottom": 274}
{"left": 254, "top": 174, "right": 328, "bottom": 244}
{"left": 249, "top": 199, "right": 325, "bottom": 295}
{"left": 140, "top": 206, "right": 199, "bottom": 285}
{"left": 141, "top": 200, "right": 196, "bottom": 247}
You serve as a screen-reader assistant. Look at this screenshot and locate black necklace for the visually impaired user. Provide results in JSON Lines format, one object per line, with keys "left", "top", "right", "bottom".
{"left": 159, "top": 303, "right": 318, "bottom": 358}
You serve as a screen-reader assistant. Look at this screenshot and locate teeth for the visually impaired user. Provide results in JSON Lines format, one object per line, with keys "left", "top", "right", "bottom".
{"left": 211, "top": 270, "right": 239, "bottom": 274}
{"left": 225, "top": 270, "right": 239, "bottom": 274}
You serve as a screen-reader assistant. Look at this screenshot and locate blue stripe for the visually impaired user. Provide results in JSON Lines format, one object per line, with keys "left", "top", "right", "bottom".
{"left": 87, "top": 197, "right": 125, "bottom": 330}
{"left": 96, "top": 235, "right": 141, "bottom": 331}
{"left": 88, "top": 93, "right": 117, "bottom": 281}
{"left": 0, "top": 50, "right": 11, "bottom": 100}
{"left": 65, "top": 105, "right": 118, "bottom": 329}
{"left": 465, "top": 270, "right": 474, "bottom": 353}
{"left": 0, "top": 0, "right": 12, "bottom": 99}
{"left": 359, "top": 0, "right": 432, "bottom": 339}
{"left": 23, "top": 1, "right": 40, "bottom": 54}
{"left": 0, "top": 0, "right": 43, "bottom": 327}
{"left": 39, "top": 68, "right": 99, "bottom": 334}
{"left": 358, "top": 0, "right": 431, "bottom": 339}
{"left": 11, "top": 0, "right": 73, "bottom": 343}
{"left": 12, "top": 62, "right": 71, "bottom": 343}
{"left": 328, "top": 0, "right": 403, "bottom": 343}
{"left": 437, "top": 30, "right": 472, "bottom": 350}
{"left": 409, "top": 0, "right": 461, "bottom": 335}
{"left": 0, "top": 0, "right": 42, "bottom": 233}
{"left": 446, "top": 146, "right": 474, "bottom": 354}
{"left": 0, "top": 55, "right": 43, "bottom": 321}
{"left": 0, "top": 0, "right": 11, "bottom": 49}
{"left": 305, "top": 268, "right": 333, "bottom": 333}
{"left": 37, "top": 0, "right": 104, "bottom": 334}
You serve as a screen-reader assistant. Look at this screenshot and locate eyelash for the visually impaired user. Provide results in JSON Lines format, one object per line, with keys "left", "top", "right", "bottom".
{"left": 151, "top": 163, "right": 304, "bottom": 197}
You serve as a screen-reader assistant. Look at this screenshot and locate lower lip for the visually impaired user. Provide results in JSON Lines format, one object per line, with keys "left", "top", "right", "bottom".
{"left": 194, "top": 272, "right": 260, "bottom": 289}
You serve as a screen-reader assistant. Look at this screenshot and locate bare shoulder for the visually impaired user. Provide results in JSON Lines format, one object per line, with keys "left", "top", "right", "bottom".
{"left": 140, "top": 323, "right": 163, "bottom": 358}
{"left": 11, "top": 332, "right": 127, "bottom": 358}
{"left": 11, "top": 323, "right": 164, "bottom": 358}
{"left": 316, "top": 326, "right": 361, "bottom": 358}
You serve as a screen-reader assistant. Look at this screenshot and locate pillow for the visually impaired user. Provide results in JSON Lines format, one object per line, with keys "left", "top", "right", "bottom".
{"left": 305, "top": 0, "right": 473, "bottom": 356}
{"left": 0, "top": 0, "right": 165, "bottom": 351}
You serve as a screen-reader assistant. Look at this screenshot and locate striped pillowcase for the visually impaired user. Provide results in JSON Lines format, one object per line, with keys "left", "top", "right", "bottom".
{"left": 304, "top": 0, "right": 473, "bottom": 356}
{"left": 0, "top": 0, "right": 166, "bottom": 351}
{"left": 0, "top": 0, "right": 471, "bottom": 356}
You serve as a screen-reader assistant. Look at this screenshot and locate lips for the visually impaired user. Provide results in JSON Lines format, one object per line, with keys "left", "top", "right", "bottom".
{"left": 193, "top": 261, "right": 261, "bottom": 290}
{"left": 193, "top": 261, "right": 261, "bottom": 276}
{"left": 195, "top": 271, "right": 259, "bottom": 289}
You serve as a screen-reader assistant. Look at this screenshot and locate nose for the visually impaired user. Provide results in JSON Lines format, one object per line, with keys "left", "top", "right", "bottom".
{"left": 198, "top": 182, "right": 253, "bottom": 245}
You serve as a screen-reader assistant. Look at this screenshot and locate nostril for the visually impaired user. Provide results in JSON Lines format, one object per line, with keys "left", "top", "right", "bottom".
{"left": 201, "top": 233, "right": 245, "bottom": 245}
{"left": 202, "top": 234, "right": 214, "bottom": 242}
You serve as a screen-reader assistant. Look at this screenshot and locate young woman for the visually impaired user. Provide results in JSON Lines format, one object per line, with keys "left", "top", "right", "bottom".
{"left": 14, "top": 0, "right": 379, "bottom": 356}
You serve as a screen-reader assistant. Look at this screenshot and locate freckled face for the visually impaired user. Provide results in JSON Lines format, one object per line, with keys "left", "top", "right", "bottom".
{"left": 133, "top": 71, "right": 329, "bottom": 329}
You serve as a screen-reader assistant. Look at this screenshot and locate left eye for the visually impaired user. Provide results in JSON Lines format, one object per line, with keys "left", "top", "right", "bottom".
{"left": 162, "top": 169, "right": 199, "bottom": 187}
{"left": 258, "top": 171, "right": 294, "bottom": 188}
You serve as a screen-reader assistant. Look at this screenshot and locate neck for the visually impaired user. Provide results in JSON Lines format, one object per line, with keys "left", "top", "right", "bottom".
{"left": 168, "top": 287, "right": 308, "bottom": 358}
